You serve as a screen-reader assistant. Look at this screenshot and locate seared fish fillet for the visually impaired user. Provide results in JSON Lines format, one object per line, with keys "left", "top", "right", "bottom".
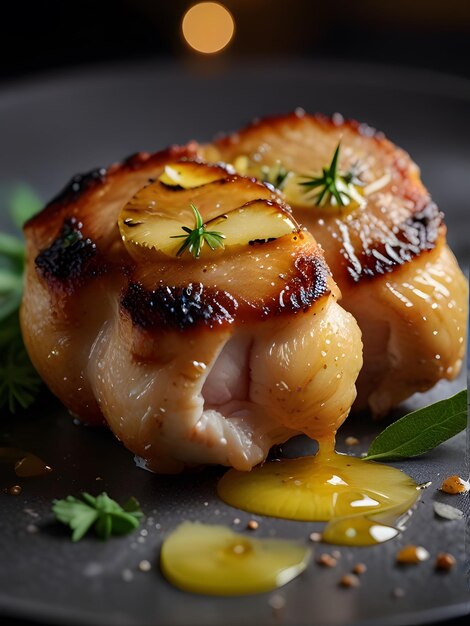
{"left": 205, "top": 111, "right": 468, "bottom": 415}
{"left": 21, "top": 151, "right": 362, "bottom": 472}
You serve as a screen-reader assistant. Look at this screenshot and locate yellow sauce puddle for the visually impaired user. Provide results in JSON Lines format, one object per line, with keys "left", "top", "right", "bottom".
{"left": 218, "top": 439, "right": 419, "bottom": 547}
{"left": 160, "top": 521, "right": 310, "bottom": 595}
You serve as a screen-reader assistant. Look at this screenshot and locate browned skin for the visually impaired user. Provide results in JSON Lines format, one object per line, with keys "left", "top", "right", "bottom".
{"left": 23, "top": 145, "right": 200, "bottom": 424}
{"left": 22, "top": 148, "right": 334, "bottom": 428}
{"left": 207, "top": 112, "right": 442, "bottom": 285}
{"left": 205, "top": 111, "right": 468, "bottom": 414}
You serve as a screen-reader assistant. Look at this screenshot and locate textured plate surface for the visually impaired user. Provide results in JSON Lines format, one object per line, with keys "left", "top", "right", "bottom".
{"left": 0, "top": 60, "right": 468, "bottom": 626}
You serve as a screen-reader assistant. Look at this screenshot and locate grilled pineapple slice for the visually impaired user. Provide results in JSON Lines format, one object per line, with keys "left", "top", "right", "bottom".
{"left": 160, "top": 521, "right": 310, "bottom": 595}
{"left": 158, "top": 161, "right": 229, "bottom": 188}
{"left": 118, "top": 160, "right": 298, "bottom": 260}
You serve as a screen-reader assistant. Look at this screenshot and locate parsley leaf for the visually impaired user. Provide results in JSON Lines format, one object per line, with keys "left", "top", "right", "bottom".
{"left": 52, "top": 492, "right": 144, "bottom": 541}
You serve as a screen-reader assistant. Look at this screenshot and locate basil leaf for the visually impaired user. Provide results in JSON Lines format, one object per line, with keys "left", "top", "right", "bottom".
{"left": 364, "top": 389, "right": 467, "bottom": 461}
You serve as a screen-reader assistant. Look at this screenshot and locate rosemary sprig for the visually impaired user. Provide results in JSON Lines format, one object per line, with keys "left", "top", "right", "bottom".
{"left": 171, "top": 203, "right": 225, "bottom": 258}
{"left": 299, "top": 142, "right": 364, "bottom": 208}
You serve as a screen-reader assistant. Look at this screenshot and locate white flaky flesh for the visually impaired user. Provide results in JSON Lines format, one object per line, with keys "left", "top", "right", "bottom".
{"left": 87, "top": 293, "right": 361, "bottom": 473}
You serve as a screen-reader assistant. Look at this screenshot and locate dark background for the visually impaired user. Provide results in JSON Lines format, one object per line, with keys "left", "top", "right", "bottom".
{"left": 0, "top": 0, "right": 469, "bottom": 83}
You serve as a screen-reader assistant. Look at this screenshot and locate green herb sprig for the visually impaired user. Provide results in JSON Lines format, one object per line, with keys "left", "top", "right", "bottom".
{"left": 171, "top": 203, "right": 225, "bottom": 258}
{"left": 52, "top": 492, "right": 144, "bottom": 542}
{"left": 0, "top": 185, "right": 42, "bottom": 413}
{"left": 363, "top": 389, "right": 467, "bottom": 462}
{"left": 299, "top": 142, "right": 364, "bottom": 208}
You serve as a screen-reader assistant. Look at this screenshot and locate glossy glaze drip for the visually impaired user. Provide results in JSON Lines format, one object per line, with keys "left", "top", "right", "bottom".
{"left": 0, "top": 447, "right": 52, "bottom": 477}
{"left": 218, "top": 438, "right": 419, "bottom": 546}
{"left": 160, "top": 521, "right": 310, "bottom": 595}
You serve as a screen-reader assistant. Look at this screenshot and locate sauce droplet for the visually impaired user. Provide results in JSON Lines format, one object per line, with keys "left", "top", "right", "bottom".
{"left": 0, "top": 447, "right": 53, "bottom": 478}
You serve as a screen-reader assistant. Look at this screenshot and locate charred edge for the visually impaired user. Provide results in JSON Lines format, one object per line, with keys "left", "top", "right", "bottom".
{"left": 26, "top": 145, "right": 202, "bottom": 229}
{"left": 347, "top": 200, "right": 443, "bottom": 282}
{"left": 47, "top": 168, "right": 107, "bottom": 206}
{"left": 277, "top": 254, "right": 331, "bottom": 313}
{"left": 121, "top": 282, "right": 239, "bottom": 331}
{"left": 35, "top": 218, "right": 97, "bottom": 281}
{"left": 405, "top": 199, "right": 442, "bottom": 246}
{"left": 248, "top": 237, "right": 277, "bottom": 246}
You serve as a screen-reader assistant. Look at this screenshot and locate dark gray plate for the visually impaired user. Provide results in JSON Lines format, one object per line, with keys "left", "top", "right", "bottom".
{"left": 0, "top": 60, "right": 468, "bottom": 626}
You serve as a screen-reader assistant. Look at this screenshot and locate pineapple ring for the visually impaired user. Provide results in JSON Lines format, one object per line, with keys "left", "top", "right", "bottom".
{"left": 118, "top": 160, "right": 299, "bottom": 260}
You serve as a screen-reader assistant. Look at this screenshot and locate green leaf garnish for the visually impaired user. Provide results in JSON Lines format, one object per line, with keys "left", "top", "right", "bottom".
{"left": 363, "top": 389, "right": 467, "bottom": 462}
{"left": 52, "top": 492, "right": 144, "bottom": 542}
{"left": 299, "top": 142, "right": 364, "bottom": 208}
{"left": 171, "top": 203, "right": 225, "bottom": 258}
{"left": 0, "top": 184, "right": 43, "bottom": 414}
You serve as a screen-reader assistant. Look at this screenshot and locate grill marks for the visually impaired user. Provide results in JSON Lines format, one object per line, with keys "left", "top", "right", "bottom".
{"left": 121, "top": 253, "right": 331, "bottom": 331}
{"left": 343, "top": 200, "right": 442, "bottom": 282}
{"left": 121, "top": 282, "right": 239, "bottom": 331}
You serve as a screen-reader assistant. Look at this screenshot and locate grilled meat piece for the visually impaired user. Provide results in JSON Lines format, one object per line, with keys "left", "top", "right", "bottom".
{"left": 205, "top": 111, "right": 468, "bottom": 415}
{"left": 21, "top": 153, "right": 362, "bottom": 472}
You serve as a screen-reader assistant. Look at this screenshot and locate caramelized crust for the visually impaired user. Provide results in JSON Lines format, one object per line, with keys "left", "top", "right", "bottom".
{"left": 206, "top": 110, "right": 444, "bottom": 284}
{"left": 25, "top": 147, "right": 330, "bottom": 327}
{"left": 21, "top": 147, "right": 343, "bottom": 442}
{"left": 121, "top": 240, "right": 330, "bottom": 331}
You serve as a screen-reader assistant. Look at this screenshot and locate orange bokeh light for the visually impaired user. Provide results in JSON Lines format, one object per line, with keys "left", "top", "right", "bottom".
{"left": 182, "top": 2, "right": 235, "bottom": 54}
